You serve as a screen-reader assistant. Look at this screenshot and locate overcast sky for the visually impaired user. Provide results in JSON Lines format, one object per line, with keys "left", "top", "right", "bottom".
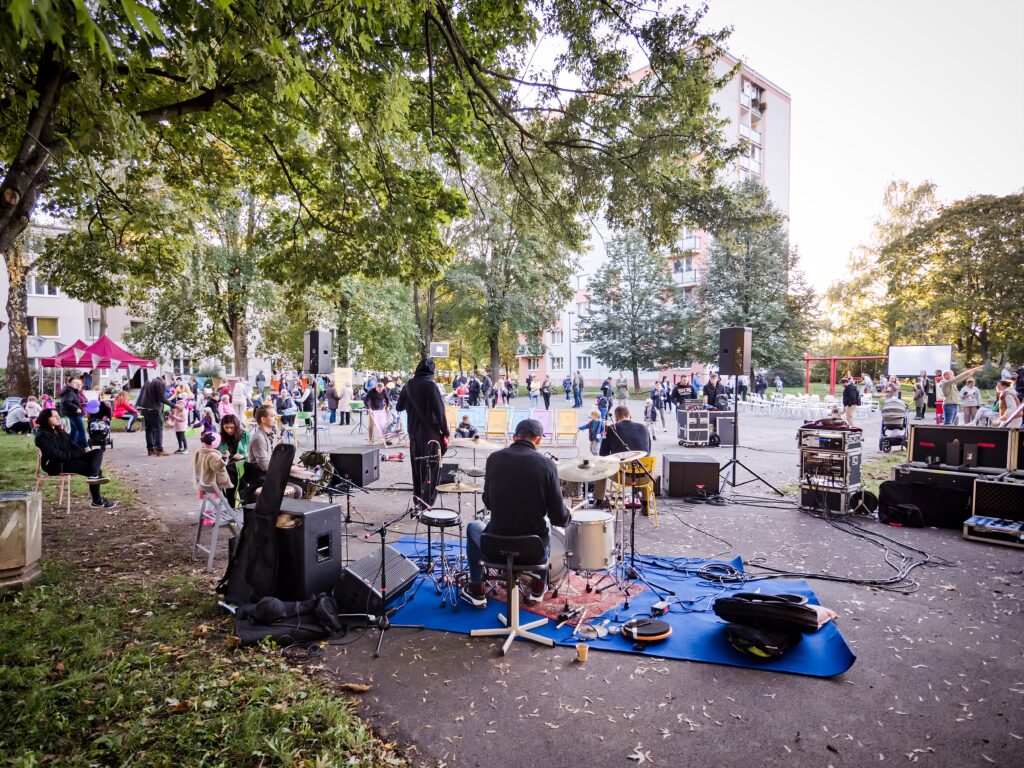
{"left": 694, "top": 0, "right": 1024, "bottom": 289}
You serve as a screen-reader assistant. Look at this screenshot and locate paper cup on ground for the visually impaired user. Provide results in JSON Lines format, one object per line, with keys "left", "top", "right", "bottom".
{"left": 575, "top": 643, "right": 588, "bottom": 663}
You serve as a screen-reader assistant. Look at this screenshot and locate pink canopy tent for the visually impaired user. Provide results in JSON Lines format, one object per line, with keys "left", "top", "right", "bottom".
{"left": 40, "top": 335, "right": 156, "bottom": 370}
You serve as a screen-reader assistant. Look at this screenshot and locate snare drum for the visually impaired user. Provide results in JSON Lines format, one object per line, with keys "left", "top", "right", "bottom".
{"left": 548, "top": 527, "right": 568, "bottom": 582}
{"left": 566, "top": 510, "right": 615, "bottom": 572}
{"left": 419, "top": 507, "right": 461, "bottom": 528}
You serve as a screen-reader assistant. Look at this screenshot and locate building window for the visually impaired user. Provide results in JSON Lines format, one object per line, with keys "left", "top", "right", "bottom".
{"left": 550, "top": 330, "right": 563, "bottom": 345}
{"left": 87, "top": 318, "right": 101, "bottom": 339}
{"left": 550, "top": 356, "right": 564, "bottom": 370}
{"left": 28, "top": 316, "right": 59, "bottom": 337}
{"left": 576, "top": 301, "right": 589, "bottom": 317}
{"left": 28, "top": 275, "right": 58, "bottom": 296}
{"left": 223, "top": 359, "right": 235, "bottom": 376}
{"left": 130, "top": 321, "right": 145, "bottom": 331}
{"left": 576, "top": 355, "right": 592, "bottom": 371}
{"left": 527, "top": 357, "right": 540, "bottom": 371}
{"left": 172, "top": 358, "right": 194, "bottom": 375}
{"left": 673, "top": 256, "right": 693, "bottom": 273}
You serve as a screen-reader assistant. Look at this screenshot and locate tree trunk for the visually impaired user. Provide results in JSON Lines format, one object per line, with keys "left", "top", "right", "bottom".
{"left": 336, "top": 294, "right": 351, "bottom": 366}
{"left": 412, "top": 281, "right": 436, "bottom": 357}
{"left": 0, "top": 44, "right": 64, "bottom": 258}
{"left": 4, "top": 242, "right": 32, "bottom": 396}
{"left": 227, "top": 311, "right": 249, "bottom": 379}
{"left": 489, "top": 332, "right": 501, "bottom": 383}
{"left": 99, "top": 305, "right": 108, "bottom": 337}
{"left": 632, "top": 366, "right": 640, "bottom": 395}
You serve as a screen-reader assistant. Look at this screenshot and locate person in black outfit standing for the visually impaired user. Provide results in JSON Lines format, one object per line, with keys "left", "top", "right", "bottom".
{"left": 35, "top": 408, "right": 116, "bottom": 508}
{"left": 702, "top": 373, "right": 726, "bottom": 408}
{"left": 396, "top": 357, "right": 449, "bottom": 508}
{"left": 136, "top": 374, "right": 176, "bottom": 456}
{"left": 592, "top": 405, "right": 652, "bottom": 508}
{"left": 460, "top": 419, "right": 569, "bottom": 607}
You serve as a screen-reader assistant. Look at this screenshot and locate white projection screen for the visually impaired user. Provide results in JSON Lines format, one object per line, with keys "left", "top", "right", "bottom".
{"left": 887, "top": 345, "right": 953, "bottom": 377}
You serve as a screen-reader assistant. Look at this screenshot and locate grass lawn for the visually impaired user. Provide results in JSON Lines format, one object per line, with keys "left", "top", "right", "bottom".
{"left": 0, "top": 433, "right": 402, "bottom": 767}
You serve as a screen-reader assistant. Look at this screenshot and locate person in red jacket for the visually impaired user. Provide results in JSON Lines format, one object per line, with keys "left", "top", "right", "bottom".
{"left": 112, "top": 390, "right": 139, "bottom": 432}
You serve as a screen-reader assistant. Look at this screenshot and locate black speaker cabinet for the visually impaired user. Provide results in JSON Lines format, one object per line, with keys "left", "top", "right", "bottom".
{"left": 329, "top": 447, "right": 380, "bottom": 487}
{"left": 334, "top": 544, "right": 419, "bottom": 615}
{"left": 973, "top": 477, "right": 1024, "bottom": 522}
{"left": 303, "top": 329, "right": 332, "bottom": 375}
{"left": 274, "top": 499, "right": 342, "bottom": 601}
{"left": 715, "top": 415, "right": 739, "bottom": 447}
{"left": 1014, "top": 428, "right": 1023, "bottom": 472}
{"left": 799, "top": 485, "right": 855, "bottom": 514}
{"left": 908, "top": 425, "right": 1011, "bottom": 471}
{"left": 718, "top": 327, "right": 752, "bottom": 376}
{"left": 662, "top": 453, "right": 721, "bottom": 497}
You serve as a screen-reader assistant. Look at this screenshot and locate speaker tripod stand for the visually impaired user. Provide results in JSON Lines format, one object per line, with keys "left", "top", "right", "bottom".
{"left": 719, "top": 376, "right": 783, "bottom": 495}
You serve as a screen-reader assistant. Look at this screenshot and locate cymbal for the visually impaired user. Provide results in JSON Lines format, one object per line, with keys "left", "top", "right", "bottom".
{"left": 462, "top": 466, "right": 486, "bottom": 478}
{"left": 558, "top": 459, "right": 619, "bottom": 483}
{"left": 436, "top": 481, "right": 483, "bottom": 494}
{"left": 611, "top": 450, "right": 649, "bottom": 463}
{"left": 449, "top": 437, "right": 504, "bottom": 452}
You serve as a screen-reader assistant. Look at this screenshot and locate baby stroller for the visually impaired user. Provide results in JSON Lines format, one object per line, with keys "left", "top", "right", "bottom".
{"left": 86, "top": 400, "right": 114, "bottom": 450}
{"left": 878, "top": 398, "right": 908, "bottom": 453}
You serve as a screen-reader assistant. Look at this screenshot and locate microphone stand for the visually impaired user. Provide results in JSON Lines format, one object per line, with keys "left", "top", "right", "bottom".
{"left": 338, "top": 504, "right": 424, "bottom": 657}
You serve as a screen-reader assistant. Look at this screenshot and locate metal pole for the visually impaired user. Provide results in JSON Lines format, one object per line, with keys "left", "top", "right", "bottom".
{"left": 567, "top": 311, "right": 574, "bottom": 384}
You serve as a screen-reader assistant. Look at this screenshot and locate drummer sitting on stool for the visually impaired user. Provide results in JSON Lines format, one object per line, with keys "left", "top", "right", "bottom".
{"left": 460, "top": 419, "right": 569, "bottom": 608}
{"left": 454, "top": 415, "right": 478, "bottom": 438}
{"left": 592, "top": 406, "right": 651, "bottom": 509}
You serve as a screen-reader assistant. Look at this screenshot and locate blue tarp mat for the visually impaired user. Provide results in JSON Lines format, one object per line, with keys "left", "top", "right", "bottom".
{"left": 388, "top": 538, "right": 856, "bottom": 678}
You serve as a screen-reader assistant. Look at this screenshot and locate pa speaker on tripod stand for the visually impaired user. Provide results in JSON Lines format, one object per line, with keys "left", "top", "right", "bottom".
{"left": 303, "top": 329, "right": 332, "bottom": 375}
{"left": 717, "top": 326, "right": 782, "bottom": 495}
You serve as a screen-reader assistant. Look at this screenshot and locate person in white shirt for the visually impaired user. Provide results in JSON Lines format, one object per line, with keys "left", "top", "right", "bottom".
{"left": 5, "top": 401, "right": 31, "bottom": 434}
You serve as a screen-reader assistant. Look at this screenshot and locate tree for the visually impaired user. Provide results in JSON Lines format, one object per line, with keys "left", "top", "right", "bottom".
{"left": 576, "top": 231, "right": 676, "bottom": 392}
{"left": 691, "top": 182, "right": 816, "bottom": 372}
{"left": 882, "top": 193, "right": 1024, "bottom": 365}
{"left": 3, "top": 1, "right": 738, "bottom": 392}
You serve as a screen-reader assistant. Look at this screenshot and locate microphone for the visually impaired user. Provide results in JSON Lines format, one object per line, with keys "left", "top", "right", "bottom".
{"left": 544, "top": 452, "right": 559, "bottom": 462}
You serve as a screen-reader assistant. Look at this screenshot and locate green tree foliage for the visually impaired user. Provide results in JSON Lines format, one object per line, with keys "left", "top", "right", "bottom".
{"left": 690, "top": 182, "right": 816, "bottom": 372}
{"left": 882, "top": 192, "right": 1024, "bottom": 365}
{"left": 820, "top": 181, "right": 938, "bottom": 357}
{"left": 2, "top": 0, "right": 738, "bottom": 392}
{"left": 576, "top": 230, "right": 677, "bottom": 392}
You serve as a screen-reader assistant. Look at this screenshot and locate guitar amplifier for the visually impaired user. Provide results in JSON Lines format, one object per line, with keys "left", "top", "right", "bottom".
{"left": 908, "top": 425, "right": 1011, "bottom": 471}
{"left": 333, "top": 544, "right": 419, "bottom": 616}
{"left": 972, "top": 476, "right": 1024, "bottom": 522}
{"left": 715, "top": 415, "right": 738, "bottom": 447}
{"left": 662, "top": 454, "right": 720, "bottom": 497}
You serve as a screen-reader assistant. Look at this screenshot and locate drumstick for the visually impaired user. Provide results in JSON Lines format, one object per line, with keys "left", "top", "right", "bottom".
{"left": 572, "top": 608, "right": 589, "bottom": 637}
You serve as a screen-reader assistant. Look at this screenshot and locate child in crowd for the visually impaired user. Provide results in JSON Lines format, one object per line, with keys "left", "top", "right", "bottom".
{"left": 596, "top": 394, "right": 610, "bottom": 422}
{"left": 643, "top": 398, "right": 658, "bottom": 441}
{"left": 579, "top": 409, "right": 605, "bottom": 455}
{"left": 218, "top": 393, "right": 236, "bottom": 420}
{"left": 455, "top": 414, "right": 477, "bottom": 438}
{"left": 170, "top": 403, "right": 189, "bottom": 454}
{"left": 25, "top": 395, "right": 41, "bottom": 423}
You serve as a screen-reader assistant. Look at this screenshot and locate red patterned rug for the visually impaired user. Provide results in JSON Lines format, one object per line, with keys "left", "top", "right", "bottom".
{"left": 489, "top": 571, "right": 646, "bottom": 623}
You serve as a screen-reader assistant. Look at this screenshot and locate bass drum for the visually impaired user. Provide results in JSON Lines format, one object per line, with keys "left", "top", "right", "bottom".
{"left": 566, "top": 510, "right": 615, "bottom": 572}
{"left": 548, "top": 528, "right": 568, "bottom": 582}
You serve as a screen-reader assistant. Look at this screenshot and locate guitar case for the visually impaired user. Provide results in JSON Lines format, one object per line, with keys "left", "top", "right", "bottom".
{"left": 218, "top": 443, "right": 295, "bottom": 605}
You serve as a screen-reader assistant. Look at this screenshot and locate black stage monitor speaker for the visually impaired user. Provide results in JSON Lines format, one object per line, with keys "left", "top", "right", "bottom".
{"left": 909, "top": 425, "right": 1011, "bottom": 471}
{"left": 973, "top": 477, "right": 1024, "bottom": 523}
{"left": 662, "top": 453, "right": 721, "bottom": 497}
{"left": 303, "top": 329, "right": 332, "bottom": 375}
{"left": 329, "top": 447, "right": 380, "bottom": 487}
{"left": 334, "top": 544, "right": 419, "bottom": 615}
{"left": 719, "top": 327, "right": 752, "bottom": 376}
{"left": 274, "top": 498, "right": 342, "bottom": 600}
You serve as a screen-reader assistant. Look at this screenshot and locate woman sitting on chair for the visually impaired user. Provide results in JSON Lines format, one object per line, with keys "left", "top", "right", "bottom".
{"left": 34, "top": 408, "right": 116, "bottom": 509}
{"left": 218, "top": 414, "right": 250, "bottom": 508}
{"left": 238, "top": 403, "right": 277, "bottom": 505}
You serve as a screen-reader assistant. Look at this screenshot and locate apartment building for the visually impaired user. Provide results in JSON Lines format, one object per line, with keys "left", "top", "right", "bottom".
{"left": 518, "top": 52, "right": 791, "bottom": 388}
{"left": 0, "top": 224, "right": 269, "bottom": 388}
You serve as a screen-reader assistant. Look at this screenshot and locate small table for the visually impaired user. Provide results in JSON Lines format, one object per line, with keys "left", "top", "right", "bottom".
{"left": 350, "top": 407, "right": 366, "bottom": 434}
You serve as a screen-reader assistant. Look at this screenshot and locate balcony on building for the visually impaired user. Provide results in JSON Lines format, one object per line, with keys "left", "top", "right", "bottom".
{"left": 515, "top": 344, "right": 547, "bottom": 357}
{"left": 671, "top": 269, "right": 702, "bottom": 286}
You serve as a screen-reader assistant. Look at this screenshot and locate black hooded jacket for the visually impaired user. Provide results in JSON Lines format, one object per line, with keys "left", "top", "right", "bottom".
{"left": 397, "top": 357, "right": 449, "bottom": 442}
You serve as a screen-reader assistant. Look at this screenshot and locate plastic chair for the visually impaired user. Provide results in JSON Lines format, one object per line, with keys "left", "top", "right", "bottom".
{"left": 554, "top": 409, "right": 579, "bottom": 447}
{"left": 33, "top": 448, "right": 73, "bottom": 516}
{"left": 485, "top": 408, "right": 511, "bottom": 443}
{"left": 467, "top": 406, "right": 487, "bottom": 433}
{"left": 510, "top": 409, "right": 532, "bottom": 438}
{"left": 444, "top": 406, "right": 458, "bottom": 433}
{"left": 532, "top": 410, "right": 553, "bottom": 443}
{"left": 192, "top": 485, "right": 241, "bottom": 572}
{"left": 470, "top": 533, "right": 553, "bottom": 655}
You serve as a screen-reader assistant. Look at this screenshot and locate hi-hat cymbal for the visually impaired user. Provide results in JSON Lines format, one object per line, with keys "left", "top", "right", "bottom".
{"left": 436, "top": 481, "right": 483, "bottom": 494}
{"left": 611, "top": 450, "right": 649, "bottom": 463}
{"left": 449, "top": 437, "right": 504, "bottom": 452}
{"left": 462, "top": 466, "right": 486, "bottom": 478}
{"left": 557, "top": 459, "right": 620, "bottom": 483}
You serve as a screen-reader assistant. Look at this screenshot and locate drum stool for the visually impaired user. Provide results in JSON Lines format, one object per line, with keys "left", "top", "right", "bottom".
{"left": 471, "top": 533, "right": 554, "bottom": 656}
{"left": 419, "top": 508, "right": 463, "bottom": 608}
